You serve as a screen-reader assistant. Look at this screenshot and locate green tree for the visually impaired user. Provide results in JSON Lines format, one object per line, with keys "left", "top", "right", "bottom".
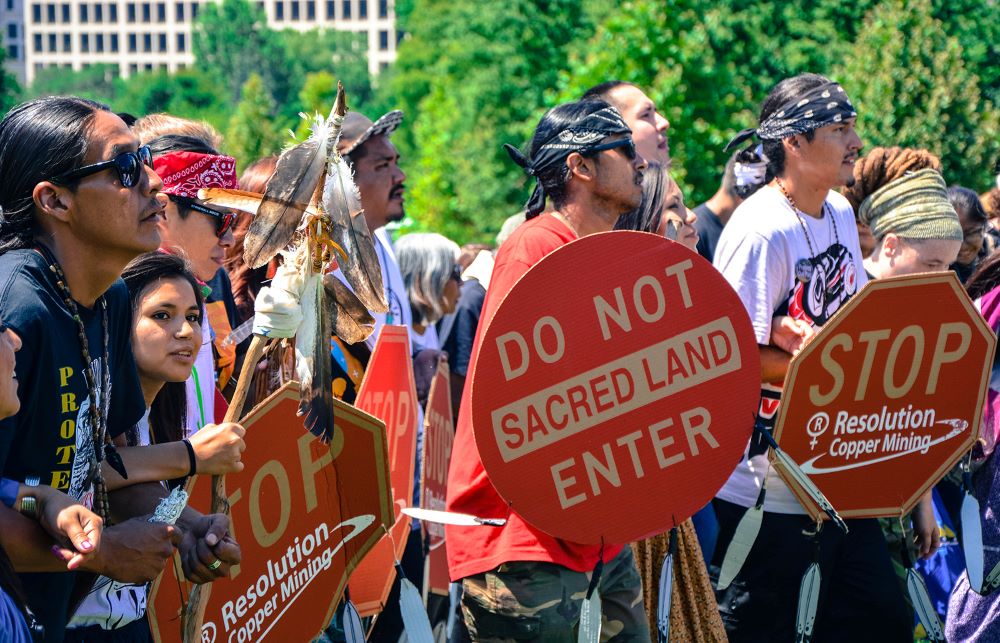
{"left": 226, "top": 73, "right": 287, "bottom": 168}
{"left": 280, "top": 29, "right": 373, "bottom": 115}
{"left": 28, "top": 64, "right": 120, "bottom": 103}
{"left": 193, "top": 0, "right": 292, "bottom": 111}
{"left": 378, "top": 0, "right": 611, "bottom": 243}
{"left": 836, "top": 0, "right": 1000, "bottom": 190}
{"left": 115, "top": 68, "right": 230, "bottom": 132}
{"left": 0, "top": 36, "right": 20, "bottom": 112}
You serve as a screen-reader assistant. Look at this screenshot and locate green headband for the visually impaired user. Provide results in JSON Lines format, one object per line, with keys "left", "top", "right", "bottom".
{"left": 858, "top": 168, "right": 962, "bottom": 242}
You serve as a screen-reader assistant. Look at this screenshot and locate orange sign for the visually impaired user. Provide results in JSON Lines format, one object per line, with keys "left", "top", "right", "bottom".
{"left": 349, "top": 325, "right": 419, "bottom": 615}
{"left": 148, "top": 383, "right": 393, "bottom": 643}
{"left": 421, "top": 359, "right": 454, "bottom": 598}
{"left": 471, "top": 232, "right": 760, "bottom": 544}
{"left": 774, "top": 273, "right": 997, "bottom": 519}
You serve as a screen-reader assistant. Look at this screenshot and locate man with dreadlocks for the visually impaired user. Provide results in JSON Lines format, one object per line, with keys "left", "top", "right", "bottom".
{"left": 711, "top": 73, "right": 911, "bottom": 641}
{"left": 445, "top": 99, "right": 649, "bottom": 641}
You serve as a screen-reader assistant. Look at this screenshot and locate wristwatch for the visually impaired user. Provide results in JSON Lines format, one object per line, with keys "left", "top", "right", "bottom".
{"left": 18, "top": 476, "right": 40, "bottom": 518}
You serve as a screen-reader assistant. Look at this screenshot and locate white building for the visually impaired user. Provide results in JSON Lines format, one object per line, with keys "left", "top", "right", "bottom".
{"left": 1, "top": 0, "right": 397, "bottom": 84}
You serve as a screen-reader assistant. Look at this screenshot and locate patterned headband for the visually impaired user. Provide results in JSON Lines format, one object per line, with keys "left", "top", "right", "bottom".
{"left": 154, "top": 151, "right": 239, "bottom": 199}
{"left": 725, "top": 82, "right": 858, "bottom": 152}
{"left": 504, "top": 105, "right": 632, "bottom": 217}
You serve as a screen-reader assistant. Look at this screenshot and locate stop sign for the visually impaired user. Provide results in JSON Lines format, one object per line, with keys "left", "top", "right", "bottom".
{"left": 773, "top": 272, "right": 996, "bottom": 519}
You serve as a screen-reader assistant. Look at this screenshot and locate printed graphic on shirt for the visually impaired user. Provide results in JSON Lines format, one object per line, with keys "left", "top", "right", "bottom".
{"left": 75, "top": 577, "right": 146, "bottom": 630}
{"left": 785, "top": 243, "right": 859, "bottom": 327}
{"left": 63, "top": 357, "right": 108, "bottom": 508}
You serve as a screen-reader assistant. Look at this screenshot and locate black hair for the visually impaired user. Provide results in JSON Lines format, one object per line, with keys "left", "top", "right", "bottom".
{"left": 146, "top": 133, "right": 219, "bottom": 158}
{"left": 0, "top": 96, "right": 110, "bottom": 254}
{"left": 580, "top": 80, "right": 635, "bottom": 106}
{"left": 948, "top": 185, "right": 988, "bottom": 226}
{"left": 615, "top": 161, "right": 667, "bottom": 233}
{"left": 121, "top": 251, "right": 204, "bottom": 446}
{"left": 967, "top": 250, "right": 1000, "bottom": 299}
{"left": 758, "top": 73, "right": 828, "bottom": 178}
{"left": 525, "top": 99, "right": 616, "bottom": 217}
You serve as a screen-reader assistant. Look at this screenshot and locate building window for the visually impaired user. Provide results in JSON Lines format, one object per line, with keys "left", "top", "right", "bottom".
{"left": 109, "top": 4, "right": 117, "bottom": 20}
{"left": 31, "top": 4, "right": 41, "bottom": 21}
{"left": 358, "top": 0, "right": 365, "bottom": 18}
{"left": 306, "top": 0, "right": 314, "bottom": 18}
{"left": 110, "top": 33, "right": 118, "bottom": 51}
{"left": 95, "top": 33, "right": 103, "bottom": 51}
{"left": 7, "top": 44, "right": 17, "bottom": 58}
{"left": 156, "top": 2, "right": 164, "bottom": 20}
{"left": 33, "top": 34, "right": 41, "bottom": 51}
{"left": 378, "top": 29, "right": 387, "bottom": 50}
{"left": 325, "top": 0, "right": 332, "bottom": 18}
{"left": 61, "top": 3, "right": 69, "bottom": 21}
{"left": 174, "top": 1, "right": 183, "bottom": 19}
{"left": 79, "top": 4, "right": 88, "bottom": 21}
{"left": 378, "top": 0, "right": 385, "bottom": 18}
{"left": 142, "top": 32, "right": 151, "bottom": 51}
{"left": 157, "top": 32, "right": 165, "bottom": 51}
{"left": 6, "top": 23, "right": 15, "bottom": 38}
{"left": 290, "top": 0, "right": 298, "bottom": 19}
{"left": 46, "top": 3, "right": 54, "bottom": 21}
{"left": 80, "top": 33, "right": 89, "bottom": 51}
{"left": 144, "top": 62, "right": 151, "bottom": 70}
{"left": 127, "top": 3, "right": 135, "bottom": 21}
{"left": 256, "top": 1, "right": 262, "bottom": 12}
{"left": 95, "top": 3, "right": 103, "bottom": 21}
{"left": 47, "top": 33, "right": 55, "bottom": 50}
{"left": 340, "top": 0, "right": 349, "bottom": 17}
{"left": 396, "top": 29, "right": 402, "bottom": 44}
{"left": 127, "top": 33, "right": 136, "bottom": 51}
{"left": 6, "top": 0, "right": 13, "bottom": 11}
{"left": 176, "top": 32, "right": 185, "bottom": 51}
{"left": 62, "top": 32, "right": 70, "bottom": 51}
{"left": 141, "top": 3, "right": 150, "bottom": 21}
{"left": 190, "top": 2, "right": 198, "bottom": 17}
{"left": 274, "top": 1, "right": 282, "bottom": 19}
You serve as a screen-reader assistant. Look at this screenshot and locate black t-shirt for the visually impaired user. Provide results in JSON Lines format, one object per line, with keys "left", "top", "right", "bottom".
{"left": 438, "top": 279, "right": 486, "bottom": 377}
{"left": 0, "top": 248, "right": 144, "bottom": 640}
{"left": 693, "top": 202, "right": 724, "bottom": 262}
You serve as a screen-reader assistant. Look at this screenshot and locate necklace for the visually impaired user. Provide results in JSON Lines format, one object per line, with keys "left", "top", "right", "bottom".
{"left": 774, "top": 178, "right": 840, "bottom": 282}
{"left": 37, "top": 244, "right": 123, "bottom": 523}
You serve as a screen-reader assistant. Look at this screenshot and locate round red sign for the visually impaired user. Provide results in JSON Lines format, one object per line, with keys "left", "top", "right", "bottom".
{"left": 471, "top": 231, "right": 760, "bottom": 544}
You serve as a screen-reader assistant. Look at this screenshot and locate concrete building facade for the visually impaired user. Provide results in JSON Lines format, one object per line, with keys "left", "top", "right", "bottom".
{"left": 1, "top": 0, "right": 397, "bottom": 84}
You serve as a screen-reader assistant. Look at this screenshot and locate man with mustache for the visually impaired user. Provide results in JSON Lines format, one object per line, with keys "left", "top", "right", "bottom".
{"left": 446, "top": 99, "right": 649, "bottom": 641}
{"left": 712, "top": 73, "right": 910, "bottom": 641}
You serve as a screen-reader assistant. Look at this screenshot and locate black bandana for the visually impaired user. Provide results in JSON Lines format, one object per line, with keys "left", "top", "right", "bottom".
{"left": 504, "top": 105, "right": 631, "bottom": 217}
{"left": 725, "top": 82, "right": 858, "bottom": 152}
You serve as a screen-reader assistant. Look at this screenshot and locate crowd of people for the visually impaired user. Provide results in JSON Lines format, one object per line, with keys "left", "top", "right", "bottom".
{"left": 0, "top": 68, "right": 998, "bottom": 643}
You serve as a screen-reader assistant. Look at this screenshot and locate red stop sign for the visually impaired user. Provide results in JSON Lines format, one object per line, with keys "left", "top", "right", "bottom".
{"left": 774, "top": 273, "right": 997, "bottom": 519}
{"left": 471, "top": 231, "right": 760, "bottom": 544}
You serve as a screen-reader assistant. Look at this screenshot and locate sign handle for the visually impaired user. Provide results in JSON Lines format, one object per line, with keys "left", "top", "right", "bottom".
{"left": 181, "top": 334, "right": 270, "bottom": 643}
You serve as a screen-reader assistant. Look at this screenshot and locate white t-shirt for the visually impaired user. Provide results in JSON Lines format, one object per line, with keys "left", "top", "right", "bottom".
{"left": 713, "top": 185, "right": 867, "bottom": 514}
{"left": 184, "top": 307, "right": 215, "bottom": 435}
{"left": 68, "top": 410, "right": 153, "bottom": 630}
{"left": 410, "top": 323, "right": 440, "bottom": 353}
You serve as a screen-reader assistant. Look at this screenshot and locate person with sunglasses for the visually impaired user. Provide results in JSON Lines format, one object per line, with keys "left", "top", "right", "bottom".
{"left": 446, "top": 100, "right": 650, "bottom": 641}
{"left": 148, "top": 134, "right": 241, "bottom": 440}
{"left": 0, "top": 96, "right": 240, "bottom": 641}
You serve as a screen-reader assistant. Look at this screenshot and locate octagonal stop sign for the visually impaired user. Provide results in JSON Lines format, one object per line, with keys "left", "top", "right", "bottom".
{"left": 774, "top": 272, "right": 997, "bottom": 520}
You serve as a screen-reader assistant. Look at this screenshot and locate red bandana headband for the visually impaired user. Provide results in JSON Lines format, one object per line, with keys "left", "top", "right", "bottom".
{"left": 153, "top": 150, "right": 238, "bottom": 198}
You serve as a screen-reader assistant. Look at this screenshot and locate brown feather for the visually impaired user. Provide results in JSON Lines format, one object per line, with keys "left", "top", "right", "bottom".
{"left": 244, "top": 136, "right": 327, "bottom": 269}
{"left": 323, "top": 274, "right": 375, "bottom": 344}
{"left": 298, "top": 280, "right": 335, "bottom": 442}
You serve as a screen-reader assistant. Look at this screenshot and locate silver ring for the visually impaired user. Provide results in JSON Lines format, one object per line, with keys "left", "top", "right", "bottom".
{"left": 207, "top": 559, "right": 222, "bottom": 571}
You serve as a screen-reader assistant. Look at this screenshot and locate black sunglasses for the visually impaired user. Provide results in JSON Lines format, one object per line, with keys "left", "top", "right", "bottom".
{"left": 50, "top": 145, "right": 153, "bottom": 188}
{"left": 168, "top": 194, "right": 236, "bottom": 239}
{"left": 583, "top": 138, "right": 637, "bottom": 161}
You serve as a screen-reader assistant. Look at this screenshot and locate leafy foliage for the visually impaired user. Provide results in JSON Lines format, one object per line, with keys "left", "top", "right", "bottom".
{"left": 226, "top": 74, "right": 288, "bottom": 171}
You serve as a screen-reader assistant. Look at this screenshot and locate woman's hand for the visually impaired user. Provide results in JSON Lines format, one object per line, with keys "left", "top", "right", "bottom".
{"left": 911, "top": 492, "right": 941, "bottom": 560}
{"left": 770, "top": 315, "right": 817, "bottom": 357}
{"left": 189, "top": 422, "right": 247, "bottom": 475}
{"left": 35, "top": 485, "right": 103, "bottom": 570}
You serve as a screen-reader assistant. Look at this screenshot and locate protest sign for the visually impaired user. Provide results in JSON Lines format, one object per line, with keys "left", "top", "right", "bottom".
{"left": 471, "top": 231, "right": 760, "bottom": 544}
{"left": 421, "top": 359, "right": 454, "bottom": 598}
{"left": 148, "top": 383, "right": 393, "bottom": 643}
{"left": 773, "top": 272, "right": 996, "bottom": 519}
{"left": 349, "top": 325, "right": 420, "bottom": 615}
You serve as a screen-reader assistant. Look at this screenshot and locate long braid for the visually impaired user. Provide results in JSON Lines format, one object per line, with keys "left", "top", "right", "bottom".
{"left": 843, "top": 147, "right": 942, "bottom": 214}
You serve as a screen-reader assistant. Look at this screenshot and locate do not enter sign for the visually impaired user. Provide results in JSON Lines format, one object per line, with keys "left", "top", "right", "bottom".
{"left": 471, "top": 231, "right": 760, "bottom": 544}
{"left": 774, "top": 272, "right": 997, "bottom": 519}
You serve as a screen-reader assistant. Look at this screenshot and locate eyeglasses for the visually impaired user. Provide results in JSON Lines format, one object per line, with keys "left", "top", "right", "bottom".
{"left": 50, "top": 145, "right": 153, "bottom": 188}
{"left": 583, "top": 137, "right": 637, "bottom": 161}
{"left": 168, "top": 194, "right": 236, "bottom": 238}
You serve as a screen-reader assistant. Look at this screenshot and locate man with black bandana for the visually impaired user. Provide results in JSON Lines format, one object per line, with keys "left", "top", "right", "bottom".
{"left": 446, "top": 100, "right": 649, "bottom": 641}
{"left": 711, "top": 73, "right": 910, "bottom": 641}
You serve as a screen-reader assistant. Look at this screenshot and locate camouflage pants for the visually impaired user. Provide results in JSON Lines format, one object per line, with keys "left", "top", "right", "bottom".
{"left": 460, "top": 547, "right": 649, "bottom": 642}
